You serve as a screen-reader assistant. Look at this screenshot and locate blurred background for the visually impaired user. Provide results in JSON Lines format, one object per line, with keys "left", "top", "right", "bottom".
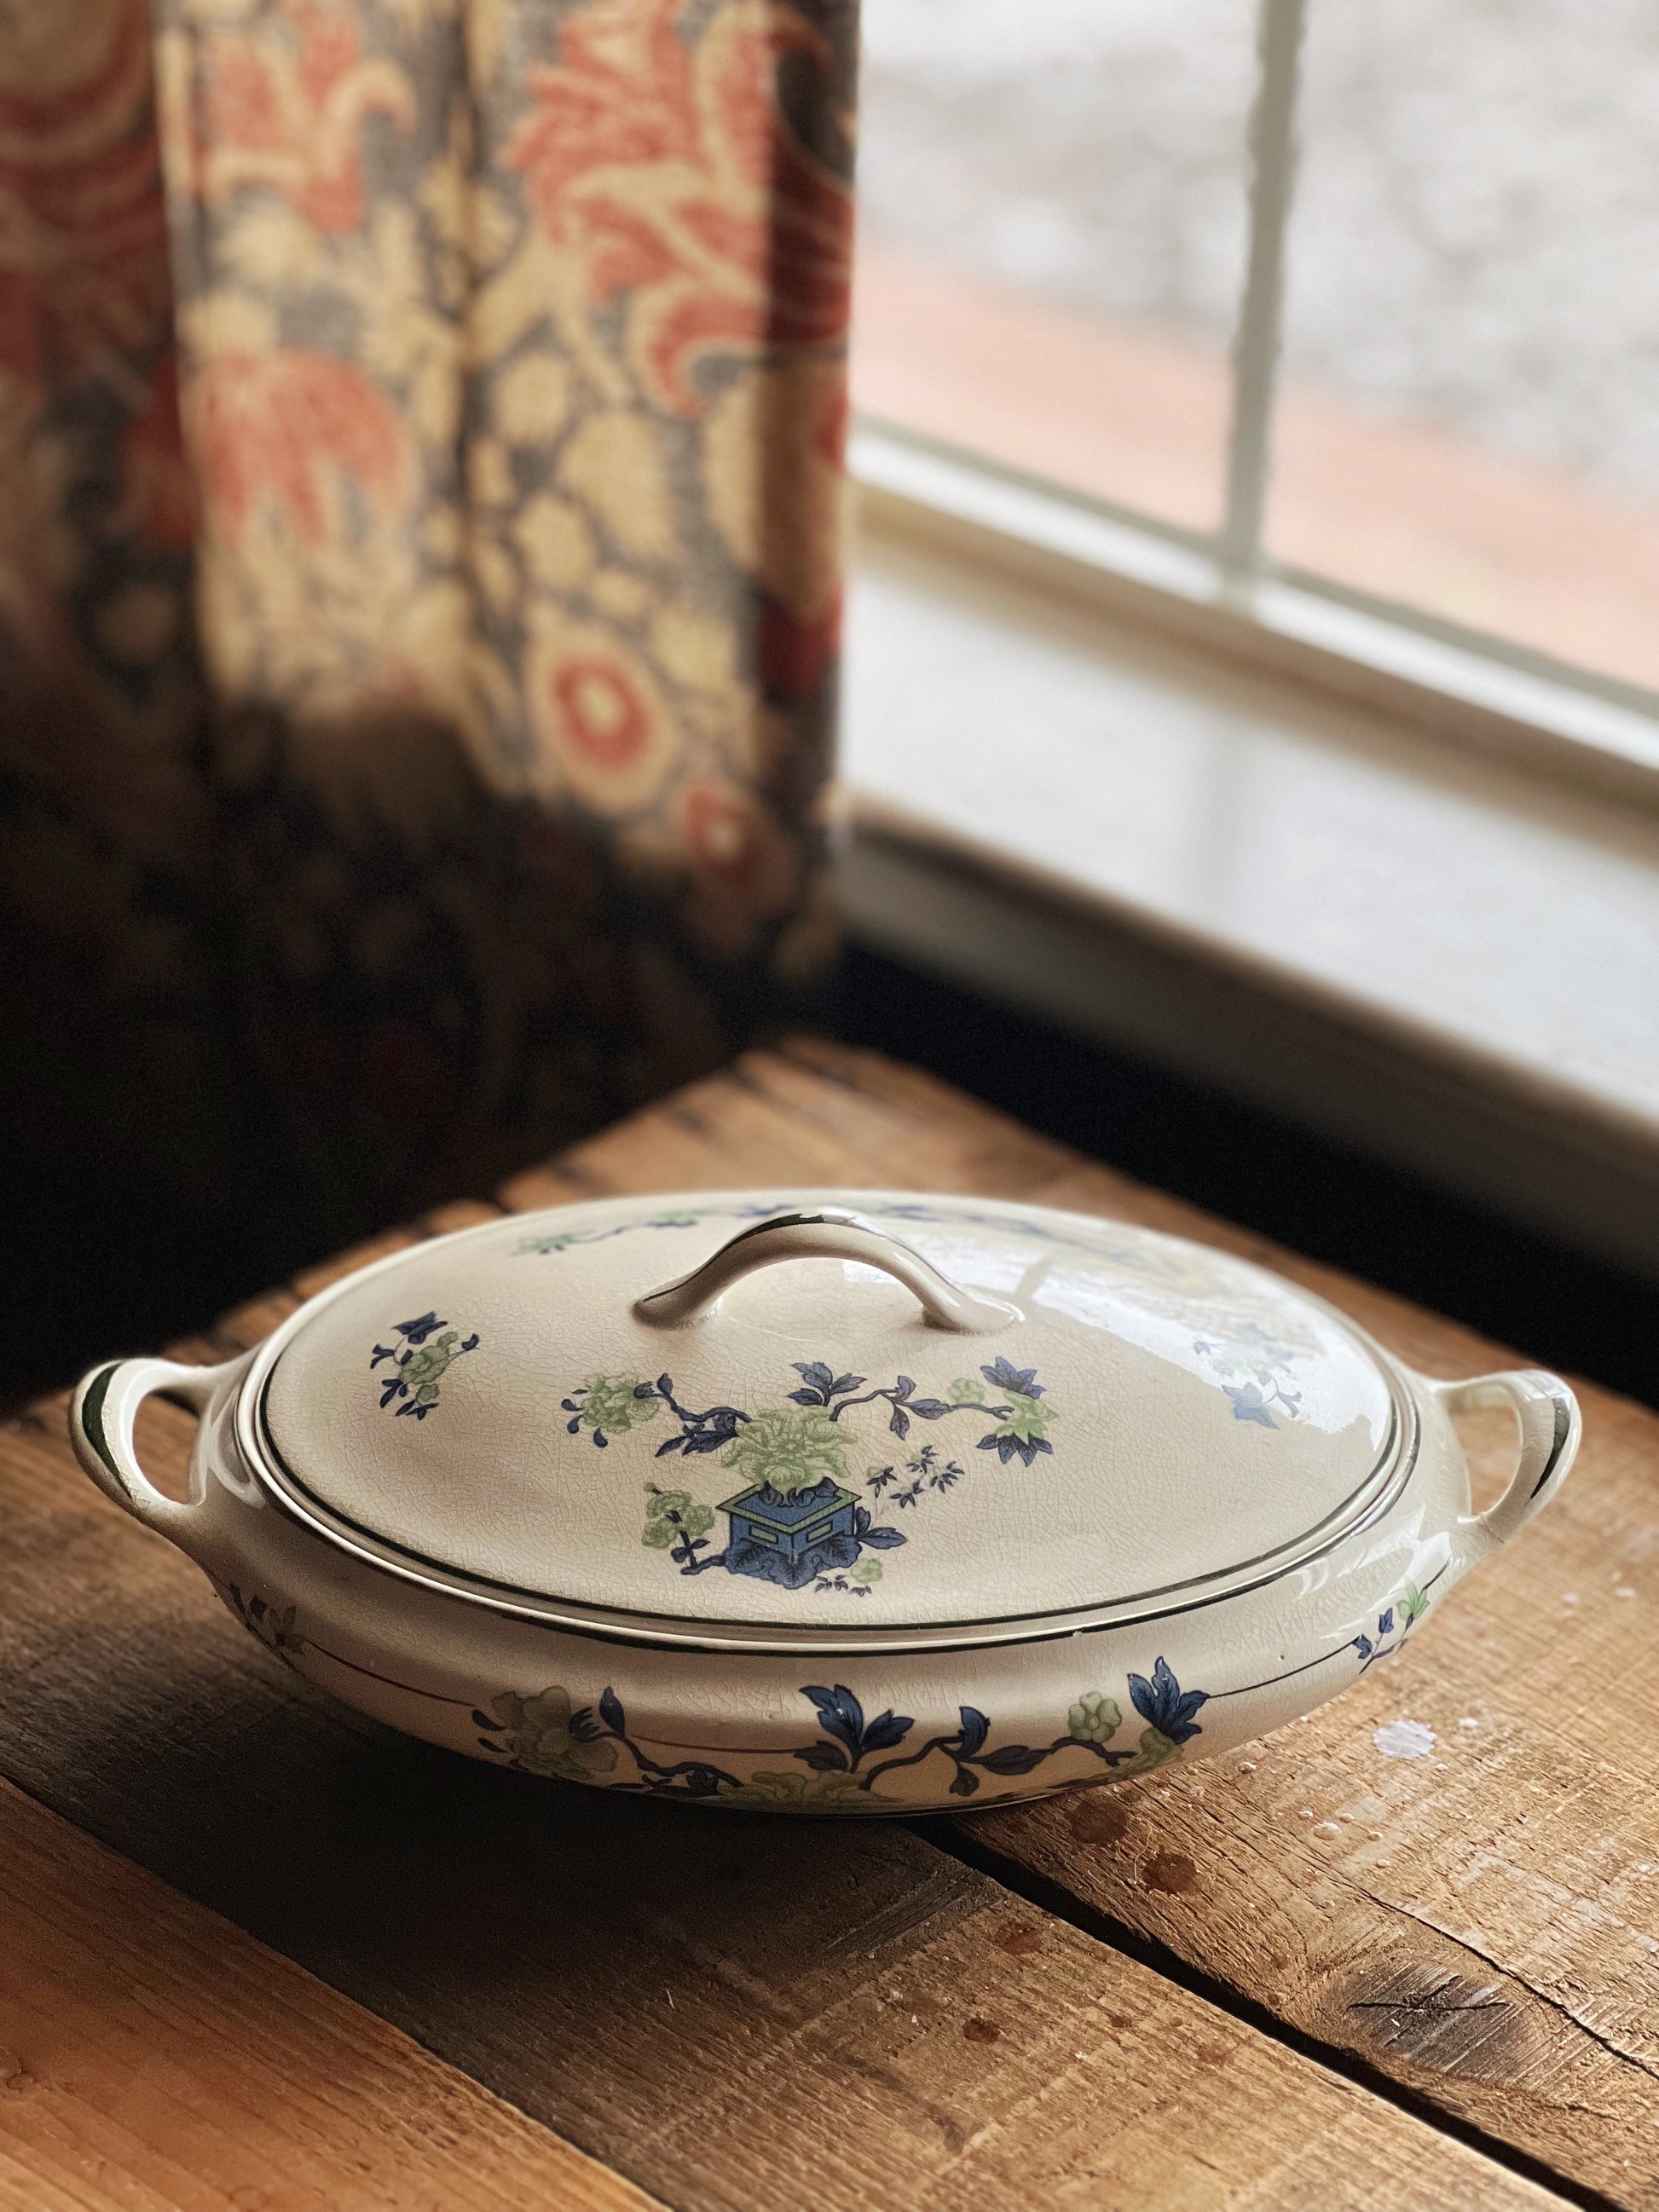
{"left": 843, "top": 0, "right": 1659, "bottom": 1406}
{"left": 855, "top": 0, "right": 1659, "bottom": 688}
{"left": 5, "top": 0, "right": 1657, "bottom": 1413}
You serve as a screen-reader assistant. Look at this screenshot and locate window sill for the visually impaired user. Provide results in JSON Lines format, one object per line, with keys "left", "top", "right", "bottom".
{"left": 840, "top": 498, "right": 1659, "bottom": 1281}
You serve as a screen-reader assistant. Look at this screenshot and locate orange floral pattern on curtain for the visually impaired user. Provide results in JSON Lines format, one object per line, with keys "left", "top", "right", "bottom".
{"left": 0, "top": 0, "right": 853, "bottom": 1269}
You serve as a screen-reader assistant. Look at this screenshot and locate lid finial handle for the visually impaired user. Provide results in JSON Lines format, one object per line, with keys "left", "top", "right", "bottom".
{"left": 633, "top": 1210, "right": 1020, "bottom": 1334}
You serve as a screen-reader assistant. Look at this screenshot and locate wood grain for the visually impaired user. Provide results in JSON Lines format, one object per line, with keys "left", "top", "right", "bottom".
{"left": 0, "top": 1776, "right": 656, "bottom": 2212}
{"left": 0, "top": 1425, "right": 1550, "bottom": 2212}
{"left": 0, "top": 1037, "right": 1638, "bottom": 2209}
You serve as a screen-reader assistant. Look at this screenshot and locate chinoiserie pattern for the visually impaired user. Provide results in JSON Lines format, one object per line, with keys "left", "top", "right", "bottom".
{"left": 370, "top": 1311, "right": 480, "bottom": 1418}
{"left": 0, "top": 0, "right": 853, "bottom": 1257}
{"left": 472, "top": 1668, "right": 1209, "bottom": 1807}
{"left": 563, "top": 1354, "right": 1056, "bottom": 1595}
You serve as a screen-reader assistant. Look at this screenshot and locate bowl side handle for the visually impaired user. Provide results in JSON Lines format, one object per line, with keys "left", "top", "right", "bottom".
{"left": 1436, "top": 1367, "right": 1581, "bottom": 1567}
{"left": 68, "top": 1355, "right": 240, "bottom": 1539}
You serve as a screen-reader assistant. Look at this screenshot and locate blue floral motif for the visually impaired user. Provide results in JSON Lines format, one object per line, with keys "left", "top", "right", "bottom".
{"left": 474, "top": 1664, "right": 1210, "bottom": 1805}
{"left": 1194, "top": 1323, "right": 1305, "bottom": 1429}
{"left": 369, "top": 1314, "right": 479, "bottom": 1418}
{"left": 1355, "top": 1582, "right": 1431, "bottom": 1672}
{"left": 1128, "top": 1655, "right": 1209, "bottom": 1745}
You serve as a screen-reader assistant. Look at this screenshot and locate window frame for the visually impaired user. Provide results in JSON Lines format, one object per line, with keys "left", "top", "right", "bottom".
{"left": 849, "top": 0, "right": 1659, "bottom": 810}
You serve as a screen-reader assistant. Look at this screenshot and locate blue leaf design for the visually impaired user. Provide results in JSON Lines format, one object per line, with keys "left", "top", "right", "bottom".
{"left": 889, "top": 1405, "right": 910, "bottom": 1439}
{"left": 787, "top": 1389, "right": 824, "bottom": 1406}
{"left": 795, "top": 1739, "right": 851, "bottom": 1772}
{"left": 1354, "top": 1633, "right": 1374, "bottom": 1660}
{"left": 804, "top": 1683, "right": 864, "bottom": 1755}
{"left": 949, "top": 1770, "right": 980, "bottom": 1796}
{"left": 861, "top": 1525, "right": 906, "bottom": 1549}
{"left": 860, "top": 1709, "right": 914, "bottom": 1754}
{"left": 909, "top": 1398, "right": 953, "bottom": 1419}
{"left": 829, "top": 1374, "right": 866, "bottom": 1398}
{"left": 1127, "top": 1655, "right": 1209, "bottom": 1746}
{"left": 598, "top": 1686, "right": 626, "bottom": 1736}
{"left": 1224, "top": 1383, "right": 1278, "bottom": 1428}
{"left": 981, "top": 1357, "right": 1043, "bottom": 1399}
{"left": 957, "top": 1706, "right": 990, "bottom": 1758}
{"left": 793, "top": 1361, "right": 835, "bottom": 1395}
{"left": 1377, "top": 1607, "right": 1395, "bottom": 1636}
{"left": 979, "top": 1742, "right": 1050, "bottom": 1776}
{"left": 892, "top": 1375, "right": 915, "bottom": 1400}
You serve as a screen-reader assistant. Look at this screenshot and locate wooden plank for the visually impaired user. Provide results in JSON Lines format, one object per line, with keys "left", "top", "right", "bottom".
{"left": 0, "top": 1512, "right": 1566, "bottom": 2212}
{"left": 0, "top": 1051, "right": 1568, "bottom": 2211}
{"left": 0, "top": 1776, "right": 656, "bottom": 2212}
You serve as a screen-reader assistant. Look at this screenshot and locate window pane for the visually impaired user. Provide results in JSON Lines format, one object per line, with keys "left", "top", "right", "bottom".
{"left": 854, "top": 0, "right": 1256, "bottom": 534}
{"left": 1270, "top": 0, "right": 1659, "bottom": 693}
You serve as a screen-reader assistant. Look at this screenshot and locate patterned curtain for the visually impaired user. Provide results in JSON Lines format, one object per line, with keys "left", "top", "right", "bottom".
{"left": 0, "top": 0, "right": 853, "bottom": 1269}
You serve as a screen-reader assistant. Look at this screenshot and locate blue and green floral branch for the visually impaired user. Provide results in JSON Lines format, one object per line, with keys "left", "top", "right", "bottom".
{"left": 477, "top": 1666, "right": 1209, "bottom": 1803}
{"left": 476, "top": 1684, "right": 746, "bottom": 1799}
{"left": 789, "top": 1355, "right": 1054, "bottom": 1466}
{"left": 562, "top": 1357, "right": 1055, "bottom": 1470}
{"left": 369, "top": 1312, "right": 479, "bottom": 1418}
{"left": 837, "top": 1658, "right": 1210, "bottom": 1799}
{"left": 1354, "top": 1580, "right": 1433, "bottom": 1670}
{"left": 560, "top": 1372, "right": 750, "bottom": 1453}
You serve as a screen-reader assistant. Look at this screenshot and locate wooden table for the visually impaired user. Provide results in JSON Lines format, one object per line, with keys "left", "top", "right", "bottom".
{"left": 3, "top": 1039, "right": 1656, "bottom": 2212}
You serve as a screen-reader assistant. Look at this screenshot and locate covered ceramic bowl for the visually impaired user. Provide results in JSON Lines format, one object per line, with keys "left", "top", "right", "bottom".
{"left": 70, "top": 1190, "right": 1579, "bottom": 1813}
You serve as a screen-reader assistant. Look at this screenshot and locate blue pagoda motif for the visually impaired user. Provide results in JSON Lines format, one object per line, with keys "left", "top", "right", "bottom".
{"left": 719, "top": 1476, "right": 863, "bottom": 1588}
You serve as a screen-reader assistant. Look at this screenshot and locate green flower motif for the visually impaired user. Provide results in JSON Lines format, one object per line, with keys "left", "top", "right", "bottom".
{"left": 399, "top": 1335, "right": 464, "bottom": 1402}
{"left": 574, "top": 1373, "right": 658, "bottom": 1437}
{"left": 720, "top": 1768, "right": 877, "bottom": 1810}
{"left": 641, "top": 1485, "right": 715, "bottom": 1549}
{"left": 1115, "top": 1726, "right": 1183, "bottom": 1777}
{"left": 1400, "top": 1581, "right": 1431, "bottom": 1624}
{"left": 484, "top": 1688, "right": 619, "bottom": 1782}
{"left": 720, "top": 1405, "right": 851, "bottom": 1499}
{"left": 997, "top": 1390, "right": 1050, "bottom": 1447}
{"left": 1067, "top": 1690, "right": 1123, "bottom": 1745}
{"left": 948, "top": 1376, "right": 984, "bottom": 1405}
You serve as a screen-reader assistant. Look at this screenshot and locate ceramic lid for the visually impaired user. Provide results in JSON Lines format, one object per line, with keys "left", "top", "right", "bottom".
{"left": 249, "top": 1190, "right": 1409, "bottom": 1644}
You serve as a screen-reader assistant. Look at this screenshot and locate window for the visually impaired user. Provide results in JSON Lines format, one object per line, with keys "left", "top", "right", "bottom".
{"left": 853, "top": 0, "right": 1659, "bottom": 780}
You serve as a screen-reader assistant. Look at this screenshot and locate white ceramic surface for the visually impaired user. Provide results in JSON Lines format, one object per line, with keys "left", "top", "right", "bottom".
{"left": 68, "top": 1190, "right": 1581, "bottom": 1813}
